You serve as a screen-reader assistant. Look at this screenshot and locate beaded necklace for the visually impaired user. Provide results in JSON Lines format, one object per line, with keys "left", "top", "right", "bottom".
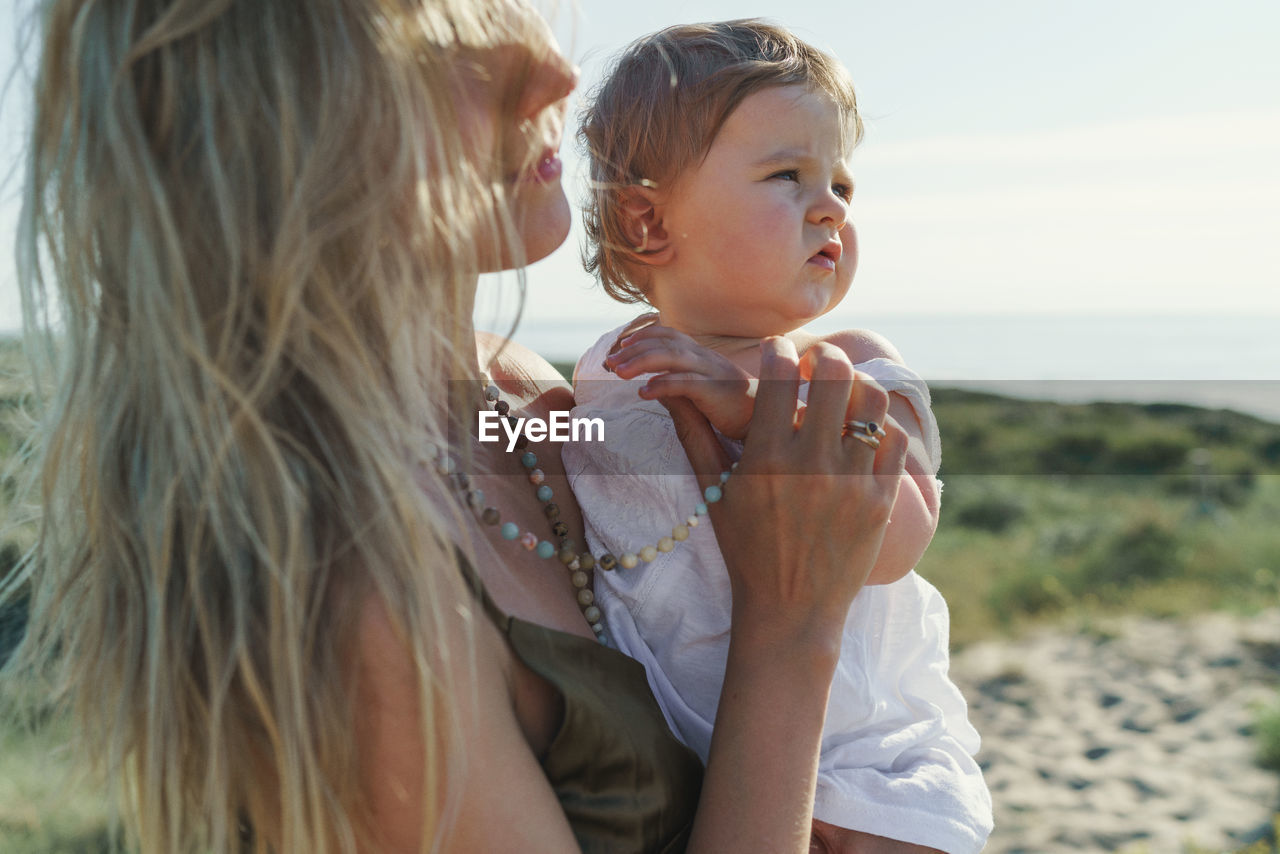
{"left": 430, "top": 374, "right": 732, "bottom": 645}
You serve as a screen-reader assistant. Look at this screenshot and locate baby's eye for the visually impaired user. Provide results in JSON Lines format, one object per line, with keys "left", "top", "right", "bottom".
{"left": 770, "top": 169, "right": 800, "bottom": 182}
{"left": 832, "top": 183, "right": 854, "bottom": 202}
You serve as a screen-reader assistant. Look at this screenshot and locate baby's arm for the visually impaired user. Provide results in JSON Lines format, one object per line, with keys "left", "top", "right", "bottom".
{"left": 606, "top": 325, "right": 939, "bottom": 587}
{"left": 823, "top": 329, "right": 940, "bottom": 587}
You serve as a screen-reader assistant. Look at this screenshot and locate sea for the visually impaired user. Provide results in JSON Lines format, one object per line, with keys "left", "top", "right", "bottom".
{"left": 490, "top": 313, "right": 1280, "bottom": 424}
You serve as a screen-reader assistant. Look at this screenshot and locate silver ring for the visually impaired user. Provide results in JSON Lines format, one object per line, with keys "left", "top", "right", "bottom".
{"left": 848, "top": 432, "right": 881, "bottom": 450}
{"left": 842, "top": 419, "right": 887, "bottom": 438}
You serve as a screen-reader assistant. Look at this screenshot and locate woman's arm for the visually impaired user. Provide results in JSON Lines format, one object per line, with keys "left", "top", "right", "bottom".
{"left": 675, "top": 339, "right": 908, "bottom": 854}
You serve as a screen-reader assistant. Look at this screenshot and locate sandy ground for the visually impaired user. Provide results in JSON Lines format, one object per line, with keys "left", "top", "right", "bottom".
{"left": 950, "top": 608, "right": 1280, "bottom": 853}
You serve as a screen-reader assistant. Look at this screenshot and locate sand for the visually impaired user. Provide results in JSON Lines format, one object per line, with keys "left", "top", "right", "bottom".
{"left": 951, "top": 608, "right": 1280, "bottom": 853}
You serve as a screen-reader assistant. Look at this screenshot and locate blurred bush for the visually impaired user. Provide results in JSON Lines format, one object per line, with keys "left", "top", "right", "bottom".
{"left": 1259, "top": 695, "right": 1280, "bottom": 774}
{"left": 950, "top": 492, "right": 1026, "bottom": 533}
{"left": 1036, "top": 431, "right": 1110, "bottom": 475}
{"left": 1083, "top": 519, "right": 1186, "bottom": 589}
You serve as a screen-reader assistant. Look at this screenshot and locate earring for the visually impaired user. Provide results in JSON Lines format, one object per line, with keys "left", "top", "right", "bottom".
{"left": 635, "top": 222, "right": 650, "bottom": 254}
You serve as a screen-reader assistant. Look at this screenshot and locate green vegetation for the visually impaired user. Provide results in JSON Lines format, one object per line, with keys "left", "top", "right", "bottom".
{"left": 0, "top": 338, "right": 118, "bottom": 852}
{"left": 1259, "top": 695, "right": 1280, "bottom": 775}
{"left": 0, "top": 701, "right": 125, "bottom": 854}
{"left": 924, "top": 388, "right": 1280, "bottom": 646}
{"left": 1, "top": 345, "right": 1277, "bottom": 851}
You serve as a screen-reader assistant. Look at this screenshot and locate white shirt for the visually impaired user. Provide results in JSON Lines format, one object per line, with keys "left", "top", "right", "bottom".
{"left": 563, "top": 322, "right": 993, "bottom": 854}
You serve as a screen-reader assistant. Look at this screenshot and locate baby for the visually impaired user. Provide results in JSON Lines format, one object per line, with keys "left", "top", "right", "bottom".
{"left": 564, "top": 20, "right": 992, "bottom": 854}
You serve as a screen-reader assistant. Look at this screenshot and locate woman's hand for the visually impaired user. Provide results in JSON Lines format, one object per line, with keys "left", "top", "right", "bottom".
{"left": 677, "top": 335, "right": 908, "bottom": 644}
{"left": 669, "top": 336, "right": 909, "bottom": 854}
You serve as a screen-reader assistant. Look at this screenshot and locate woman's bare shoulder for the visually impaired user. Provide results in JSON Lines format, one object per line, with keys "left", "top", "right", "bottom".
{"left": 476, "top": 331, "right": 573, "bottom": 411}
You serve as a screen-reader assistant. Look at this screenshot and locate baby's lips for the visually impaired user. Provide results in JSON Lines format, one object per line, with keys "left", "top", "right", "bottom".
{"left": 819, "top": 237, "right": 843, "bottom": 263}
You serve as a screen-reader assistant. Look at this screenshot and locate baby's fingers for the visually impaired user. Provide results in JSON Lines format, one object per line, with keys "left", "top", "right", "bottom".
{"left": 637, "top": 372, "right": 712, "bottom": 401}
{"left": 609, "top": 313, "right": 659, "bottom": 350}
{"left": 607, "top": 322, "right": 693, "bottom": 362}
{"left": 607, "top": 342, "right": 704, "bottom": 380}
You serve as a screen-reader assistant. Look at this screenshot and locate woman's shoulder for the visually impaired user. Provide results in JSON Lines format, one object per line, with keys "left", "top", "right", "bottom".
{"left": 476, "top": 330, "right": 573, "bottom": 412}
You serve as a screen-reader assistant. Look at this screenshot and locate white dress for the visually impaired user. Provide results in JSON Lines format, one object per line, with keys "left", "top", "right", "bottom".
{"left": 562, "top": 321, "right": 993, "bottom": 854}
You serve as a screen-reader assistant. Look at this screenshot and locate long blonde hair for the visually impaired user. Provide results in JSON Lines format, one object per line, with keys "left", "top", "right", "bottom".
{"left": 4, "top": 0, "right": 539, "bottom": 850}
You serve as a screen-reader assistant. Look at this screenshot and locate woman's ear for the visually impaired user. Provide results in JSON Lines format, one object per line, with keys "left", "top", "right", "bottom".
{"left": 618, "top": 185, "right": 674, "bottom": 266}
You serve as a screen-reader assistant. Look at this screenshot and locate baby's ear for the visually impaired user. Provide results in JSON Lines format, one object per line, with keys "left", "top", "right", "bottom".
{"left": 617, "top": 184, "right": 674, "bottom": 267}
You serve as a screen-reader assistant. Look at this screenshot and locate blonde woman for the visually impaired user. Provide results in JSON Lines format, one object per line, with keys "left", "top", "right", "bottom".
{"left": 5, "top": 0, "right": 909, "bottom": 851}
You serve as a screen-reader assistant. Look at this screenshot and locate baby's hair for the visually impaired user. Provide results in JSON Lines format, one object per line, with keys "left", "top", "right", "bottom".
{"left": 579, "top": 19, "right": 862, "bottom": 303}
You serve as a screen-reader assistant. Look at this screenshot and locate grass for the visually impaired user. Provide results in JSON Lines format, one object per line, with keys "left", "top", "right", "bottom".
{"left": 1, "top": 337, "right": 121, "bottom": 852}
{"left": 0, "top": 700, "right": 123, "bottom": 854}
{"left": 924, "top": 473, "right": 1280, "bottom": 646}
{"left": 1, "top": 337, "right": 38, "bottom": 570}
{"left": 1, "top": 344, "right": 1277, "bottom": 852}
{"left": 922, "top": 389, "right": 1280, "bottom": 646}
{"left": 1259, "top": 694, "right": 1280, "bottom": 774}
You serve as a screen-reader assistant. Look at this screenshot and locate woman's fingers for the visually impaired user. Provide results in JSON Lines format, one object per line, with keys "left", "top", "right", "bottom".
{"left": 841, "top": 372, "right": 889, "bottom": 430}
{"left": 662, "top": 395, "right": 734, "bottom": 479}
{"left": 751, "top": 337, "right": 802, "bottom": 443}
{"left": 871, "top": 418, "right": 909, "bottom": 478}
{"left": 837, "top": 372, "right": 891, "bottom": 470}
{"left": 691, "top": 336, "right": 907, "bottom": 638}
{"left": 796, "top": 343, "right": 856, "bottom": 453}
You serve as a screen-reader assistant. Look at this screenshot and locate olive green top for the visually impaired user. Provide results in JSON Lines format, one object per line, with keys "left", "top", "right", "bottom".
{"left": 462, "top": 557, "right": 704, "bottom": 853}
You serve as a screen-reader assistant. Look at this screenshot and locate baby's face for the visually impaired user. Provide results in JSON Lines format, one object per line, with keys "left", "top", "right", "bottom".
{"left": 652, "top": 84, "right": 857, "bottom": 338}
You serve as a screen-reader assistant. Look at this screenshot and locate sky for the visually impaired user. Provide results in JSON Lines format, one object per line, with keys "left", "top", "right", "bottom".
{"left": 3, "top": 0, "right": 1279, "bottom": 340}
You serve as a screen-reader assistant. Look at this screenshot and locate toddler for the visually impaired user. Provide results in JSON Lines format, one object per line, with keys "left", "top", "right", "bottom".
{"left": 564, "top": 20, "right": 992, "bottom": 853}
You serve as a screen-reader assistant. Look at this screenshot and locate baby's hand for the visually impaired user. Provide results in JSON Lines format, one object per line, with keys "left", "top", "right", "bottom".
{"left": 603, "top": 324, "right": 756, "bottom": 440}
